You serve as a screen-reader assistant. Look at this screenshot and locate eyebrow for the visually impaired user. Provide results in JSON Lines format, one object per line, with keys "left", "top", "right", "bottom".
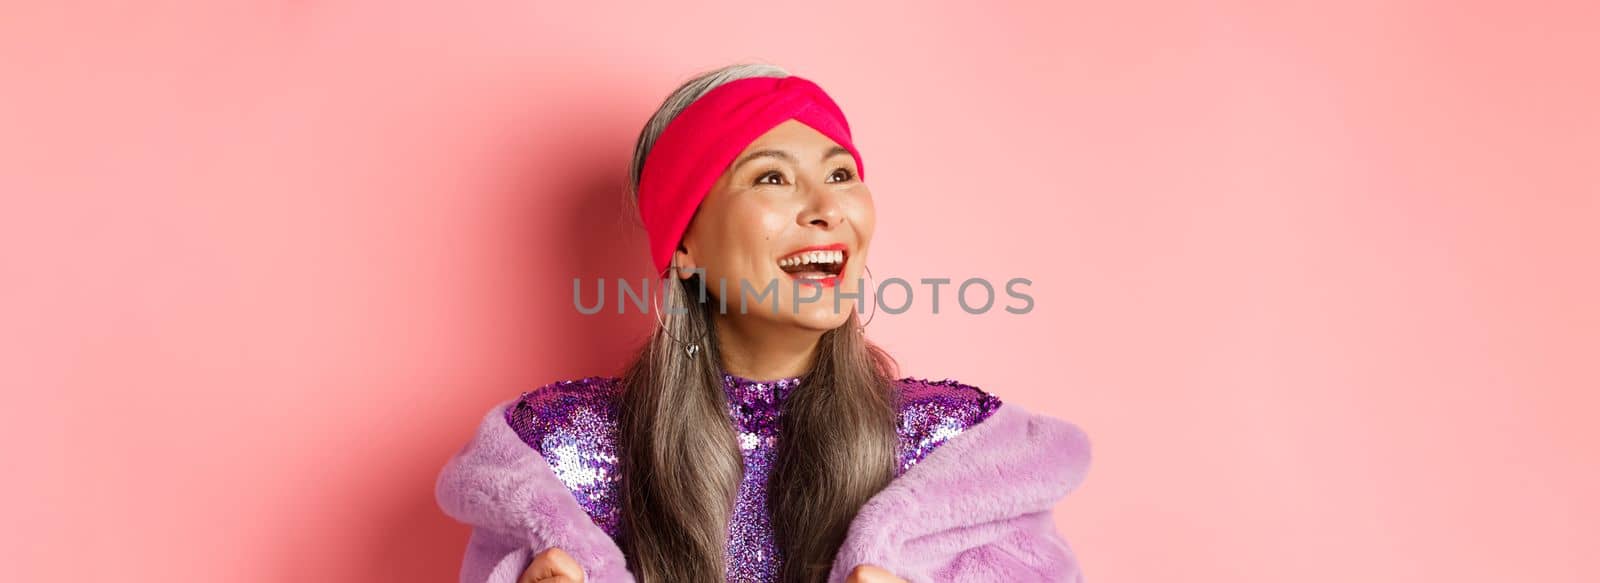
{"left": 730, "top": 146, "right": 854, "bottom": 174}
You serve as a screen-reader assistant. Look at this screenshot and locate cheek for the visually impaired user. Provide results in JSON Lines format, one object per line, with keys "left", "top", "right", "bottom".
{"left": 711, "top": 202, "right": 788, "bottom": 273}
{"left": 850, "top": 196, "right": 877, "bottom": 238}
{"left": 733, "top": 200, "right": 790, "bottom": 246}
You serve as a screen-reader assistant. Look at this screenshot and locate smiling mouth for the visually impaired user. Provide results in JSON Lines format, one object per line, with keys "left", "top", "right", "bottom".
{"left": 776, "top": 247, "right": 847, "bottom": 285}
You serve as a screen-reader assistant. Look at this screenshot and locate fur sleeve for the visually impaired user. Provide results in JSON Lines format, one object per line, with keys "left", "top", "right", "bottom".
{"left": 829, "top": 402, "right": 1093, "bottom": 582}
{"left": 434, "top": 399, "right": 636, "bottom": 582}
{"left": 458, "top": 526, "right": 535, "bottom": 583}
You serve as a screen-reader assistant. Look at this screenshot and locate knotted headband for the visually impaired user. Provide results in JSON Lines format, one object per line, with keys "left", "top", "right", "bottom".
{"left": 637, "top": 75, "right": 866, "bottom": 274}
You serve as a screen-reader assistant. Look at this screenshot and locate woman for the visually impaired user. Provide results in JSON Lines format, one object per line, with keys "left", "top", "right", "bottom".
{"left": 435, "top": 63, "right": 1092, "bottom": 583}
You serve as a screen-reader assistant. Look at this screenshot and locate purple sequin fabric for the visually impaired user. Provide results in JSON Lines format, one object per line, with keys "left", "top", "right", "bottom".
{"left": 504, "top": 373, "right": 1002, "bottom": 582}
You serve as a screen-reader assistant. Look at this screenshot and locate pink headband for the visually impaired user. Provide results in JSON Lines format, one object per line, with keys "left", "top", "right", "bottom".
{"left": 637, "top": 75, "right": 866, "bottom": 274}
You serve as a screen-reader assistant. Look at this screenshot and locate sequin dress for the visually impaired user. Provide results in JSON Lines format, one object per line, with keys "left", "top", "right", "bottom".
{"left": 504, "top": 372, "right": 1002, "bottom": 582}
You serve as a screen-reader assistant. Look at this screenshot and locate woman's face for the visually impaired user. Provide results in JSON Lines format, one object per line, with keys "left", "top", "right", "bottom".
{"left": 674, "top": 119, "right": 875, "bottom": 333}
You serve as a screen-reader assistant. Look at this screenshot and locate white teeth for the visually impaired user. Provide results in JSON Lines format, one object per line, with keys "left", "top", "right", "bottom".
{"left": 779, "top": 249, "right": 844, "bottom": 267}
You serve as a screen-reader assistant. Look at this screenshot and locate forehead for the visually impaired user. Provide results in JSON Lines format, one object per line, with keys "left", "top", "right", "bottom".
{"left": 740, "top": 119, "right": 845, "bottom": 155}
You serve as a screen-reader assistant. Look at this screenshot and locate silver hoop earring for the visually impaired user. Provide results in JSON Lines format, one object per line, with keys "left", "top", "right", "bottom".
{"left": 653, "top": 262, "right": 708, "bottom": 359}
{"left": 856, "top": 263, "right": 877, "bottom": 333}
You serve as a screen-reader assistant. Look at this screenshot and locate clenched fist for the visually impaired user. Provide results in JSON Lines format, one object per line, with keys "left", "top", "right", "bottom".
{"left": 845, "top": 563, "right": 908, "bottom": 583}
{"left": 519, "top": 547, "right": 584, "bottom": 583}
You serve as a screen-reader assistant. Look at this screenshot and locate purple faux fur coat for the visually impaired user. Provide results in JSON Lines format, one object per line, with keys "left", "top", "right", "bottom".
{"left": 434, "top": 396, "right": 1092, "bottom": 582}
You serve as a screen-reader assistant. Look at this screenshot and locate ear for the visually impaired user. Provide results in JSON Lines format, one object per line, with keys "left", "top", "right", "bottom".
{"left": 672, "top": 244, "right": 697, "bottom": 280}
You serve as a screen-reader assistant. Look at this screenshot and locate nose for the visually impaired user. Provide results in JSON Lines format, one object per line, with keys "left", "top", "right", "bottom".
{"left": 797, "top": 180, "right": 846, "bottom": 230}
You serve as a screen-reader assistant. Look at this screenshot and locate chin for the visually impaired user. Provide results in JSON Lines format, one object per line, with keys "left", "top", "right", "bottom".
{"left": 788, "top": 305, "right": 853, "bottom": 332}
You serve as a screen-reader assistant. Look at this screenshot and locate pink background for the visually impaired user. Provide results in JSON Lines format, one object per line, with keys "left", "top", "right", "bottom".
{"left": 2, "top": 1, "right": 1596, "bottom": 581}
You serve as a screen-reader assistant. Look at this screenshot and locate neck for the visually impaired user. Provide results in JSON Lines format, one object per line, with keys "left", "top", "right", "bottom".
{"left": 713, "top": 314, "right": 824, "bottom": 381}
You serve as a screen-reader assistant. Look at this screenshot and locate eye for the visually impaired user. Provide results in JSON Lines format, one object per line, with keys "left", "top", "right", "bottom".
{"left": 827, "top": 167, "right": 856, "bottom": 183}
{"left": 755, "top": 170, "right": 787, "bottom": 186}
